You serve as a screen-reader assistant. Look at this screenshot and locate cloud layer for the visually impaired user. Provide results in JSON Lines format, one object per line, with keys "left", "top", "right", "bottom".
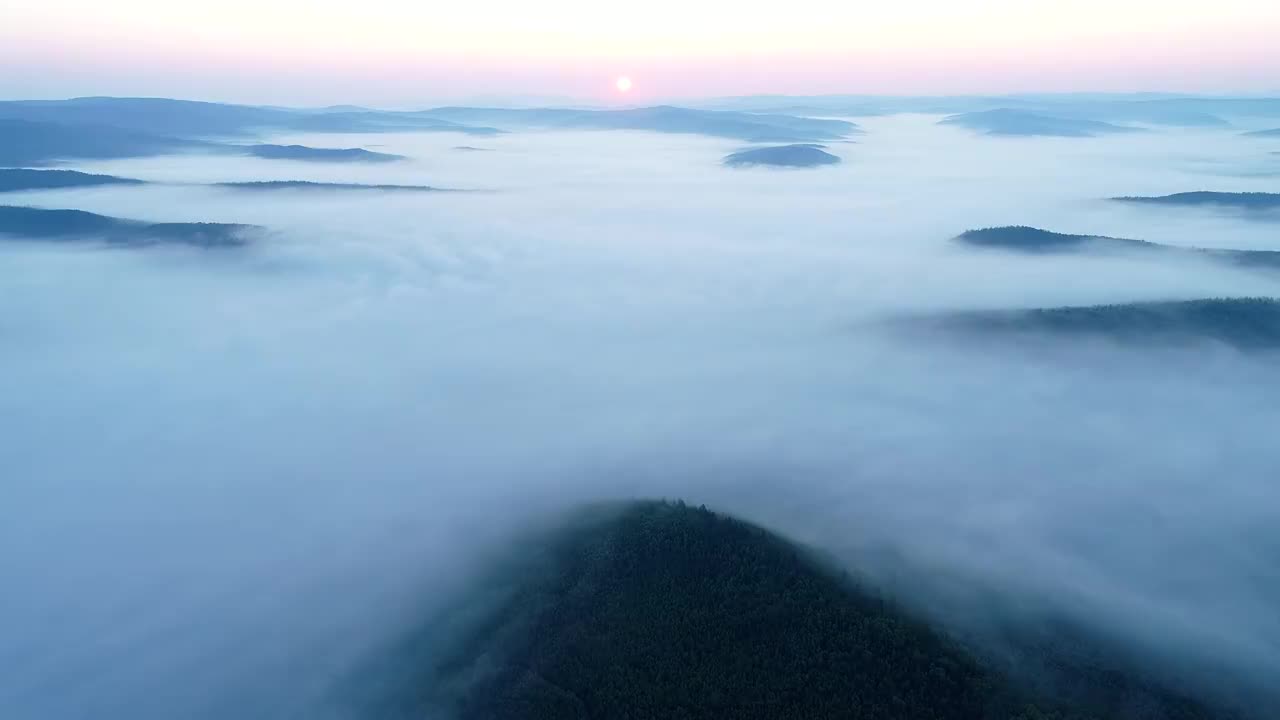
{"left": 2, "top": 116, "right": 1279, "bottom": 718}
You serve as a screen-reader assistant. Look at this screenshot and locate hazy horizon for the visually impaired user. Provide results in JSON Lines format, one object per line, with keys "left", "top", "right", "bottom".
{"left": 9, "top": 90, "right": 1280, "bottom": 111}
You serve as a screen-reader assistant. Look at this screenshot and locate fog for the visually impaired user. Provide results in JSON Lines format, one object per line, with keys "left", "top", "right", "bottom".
{"left": 2, "top": 115, "right": 1279, "bottom": 718}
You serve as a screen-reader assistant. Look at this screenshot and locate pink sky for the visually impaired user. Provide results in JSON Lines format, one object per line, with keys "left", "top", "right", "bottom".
{"left": 2, "top": 1, "right": 1278, "bottom": 105}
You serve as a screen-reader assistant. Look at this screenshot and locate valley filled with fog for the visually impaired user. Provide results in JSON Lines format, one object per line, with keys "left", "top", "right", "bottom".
{"left": 2, "top": 111, "right": 1279, "bottom": 718}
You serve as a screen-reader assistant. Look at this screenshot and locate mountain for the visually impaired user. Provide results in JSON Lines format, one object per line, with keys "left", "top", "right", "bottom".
{"left": 0, "top": 98, "right": 856, "bottom": 163}
{"left": 698, "top": 94, "right": 1280, "bottom": 127}
{"left": 242, "top": 144, "right": 406, "bottom": 163}
{"left": 1243, "top": 129, "right": 1280, "bottom": 137}
{"left": 0, "top": 118, "right": 200, "bottom": 166}
{"left": 0, "top": 169, "right": 145, "bottom": 192}
{"left": 722, "top": 144, "right": 842, "bottom": 168}
{"left": 0, "top": 206, "right": 256, "bottom": 247}
{"left": 939, "top": 109, "right": 1144, "bottom": 137}
{"left": 956, "top": 226, "right": 1156, "bottom": 252}
{"left": 361, "top": 500, "right": 1234, "bottom": 720}
{"left": 943, "top": 298, "right": 1280, "bottom": 350}
{"left": 417, "top": 105, "right": 858, "bottom": 142}
{"left": 0, "top": 97, "right": 500, "bottom": 137}
{"left": 1112, "top": 192, "right": 1280, "bottom": 212}
{"left": 0, "top": 170, "right": 443, "bottom": 194}
{"left": 282, "top": 111, "right": 502, "bottom": 135}
{"left": 216, "top": 181, "right": 440, "bottom": 191}
{"left": 954, "top": 226, "right": 1280, "bottom": 267}
{"left": 0, "top": 97, "right": 851, "bottom": 143}
{"left": 0, "top": 97, "right": 292, "bottom": 137}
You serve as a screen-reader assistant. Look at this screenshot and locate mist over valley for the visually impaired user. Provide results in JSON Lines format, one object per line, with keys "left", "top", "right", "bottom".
{"left": 2, "top": 96, "right": 1279, "bottom": 719}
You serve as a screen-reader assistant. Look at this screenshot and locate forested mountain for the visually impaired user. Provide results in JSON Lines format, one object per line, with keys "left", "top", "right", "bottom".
{"left": 939, "top": 109, "right": 1142, "bottom": 137}
{"left": 0, "top": 206, "right": 256, "bottom": 247}
{"left": 1112, "top": 192, "right": 1280, "bottom": 212}
{"left": 0, "top": 169, "right": 145, "bottom": 192}
{"left": 942, "top": 298, "right": 1280, "bottom": 350}
{"left": 360, "top": 501, "right": 1235, "bottom": 720}
{"left": 955, "top": 226, "right": 1280, "bottom": 267}
{"left": 723, "top": 144, "right": 842, "bottom": 167}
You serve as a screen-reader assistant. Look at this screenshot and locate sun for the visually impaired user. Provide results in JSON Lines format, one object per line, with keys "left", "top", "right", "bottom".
{"left": 615, "top": 76, "right": 633, "bottom": 93}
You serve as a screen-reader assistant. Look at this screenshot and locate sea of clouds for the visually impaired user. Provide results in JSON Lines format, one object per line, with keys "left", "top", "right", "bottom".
{"left": 2, "top": 114, "right": 1278, "bottom": 718}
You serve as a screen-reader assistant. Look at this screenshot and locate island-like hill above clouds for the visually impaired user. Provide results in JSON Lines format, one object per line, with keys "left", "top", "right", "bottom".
{"left": 722, "top": 144, "right": 841, "bottom": 168}
{"left": 217, "top": 181, "right": 442, "bottom": 192}
{"left": 241, "top": 144, "right": 406, "bottom": 163}
{"left": 367, "top": 500, "right": 1234, "bottom": 720}
{"left": 939, "top": 109, "right": 1143, "bottom": 137}
{"left": 0, "top": 206, "right": 256, "bottom": 248}
{"left": 954, "top": 226, "right": 1280, "bottom": 267}
{"left": 956, "top": 226, "right": 1156, "bottom": 252}
{"left": 0, "top": 169, "right": 146, "bottom": 192}
{"left": 935, "top": 298, "right": 1280, "bottom": 350}
{"left": 1243, "top": 128, "right": 1280, "bottom": 137}
{"left": 0, "top": 170, "right": 447, "bottom": 194}
{"left": 1112, "top": 192, "right": 1280, "bottom": 212}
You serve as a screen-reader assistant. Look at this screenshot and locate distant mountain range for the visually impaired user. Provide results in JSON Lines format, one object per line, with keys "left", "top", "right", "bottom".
{"left": 701, "top": 93, "right": 1280, "bottom": 127}
{"left": 939, "top": 109, "right": 1143, "bottom": 137}
{"left": 0, "top": 98, "right": 860, "bottom": 166}
{"left": 417, "top": 105, "right": 858, "bottom": 142}
{"left": 282, "top": 111, "right": 503, "bottom": 135}
{"left": 722, "top": 144, "right": 841, "bottom": 168}
{"left": 0, "top": 97, "right": 500, "bottom": 138}
{"left": 955, "top": 226, "right": 1280, "bottom": 267}
{"left": 0, "top": 117, "right": 202, "bottom": 166}
{"left": 0, "top": 117, "right": 419, "bottom": 167}
{"left": 0, "top": 206, "right": 256, "bottom": 247}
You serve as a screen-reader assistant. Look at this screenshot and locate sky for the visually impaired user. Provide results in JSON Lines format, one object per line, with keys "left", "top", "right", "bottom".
{"left": 2, "top": 1, "right": 1280, "bottom": 107}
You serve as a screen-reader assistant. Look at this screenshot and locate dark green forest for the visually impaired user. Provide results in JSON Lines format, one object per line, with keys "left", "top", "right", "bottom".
{"left": 951, "top": 298, "right": 1280, "bottom": 350}
{"left": 362, "top": 501, "right": 1234, "bottom": 720}
{"left": 1112, "top": 192, "right": 1280, "bottom": 211}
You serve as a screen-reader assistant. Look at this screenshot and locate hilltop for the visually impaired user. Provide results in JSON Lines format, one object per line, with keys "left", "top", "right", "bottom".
{"left": 1112, "top": 192, "right": 1280, "bottom": 212}
{"left": 0, "top": 168, "right": 145, "bottom": 192}
{"left": 0, "top": 206, "right": 256, "bottom": 248}
{"left": 954, "top": 226, "right": 1280, "bottom": 267}
{"left": 723, "top": 144, "right": 842, "bottom": 168}
{"left": 360, "top": 501, "right": 1233, "bottom": 720}
{"left": 941, "top": 298, "right": 1280, "bottom": 350}
{"left": 940, "top": 109, "right": 1143, "bottom": 137}
{"left": 242, "top": 144, "right": 406, "bottom": 163}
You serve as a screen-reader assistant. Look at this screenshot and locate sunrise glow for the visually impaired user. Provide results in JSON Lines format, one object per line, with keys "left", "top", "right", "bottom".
{"left": 0, "top": 0, "right": 1278, "bottom": 103}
